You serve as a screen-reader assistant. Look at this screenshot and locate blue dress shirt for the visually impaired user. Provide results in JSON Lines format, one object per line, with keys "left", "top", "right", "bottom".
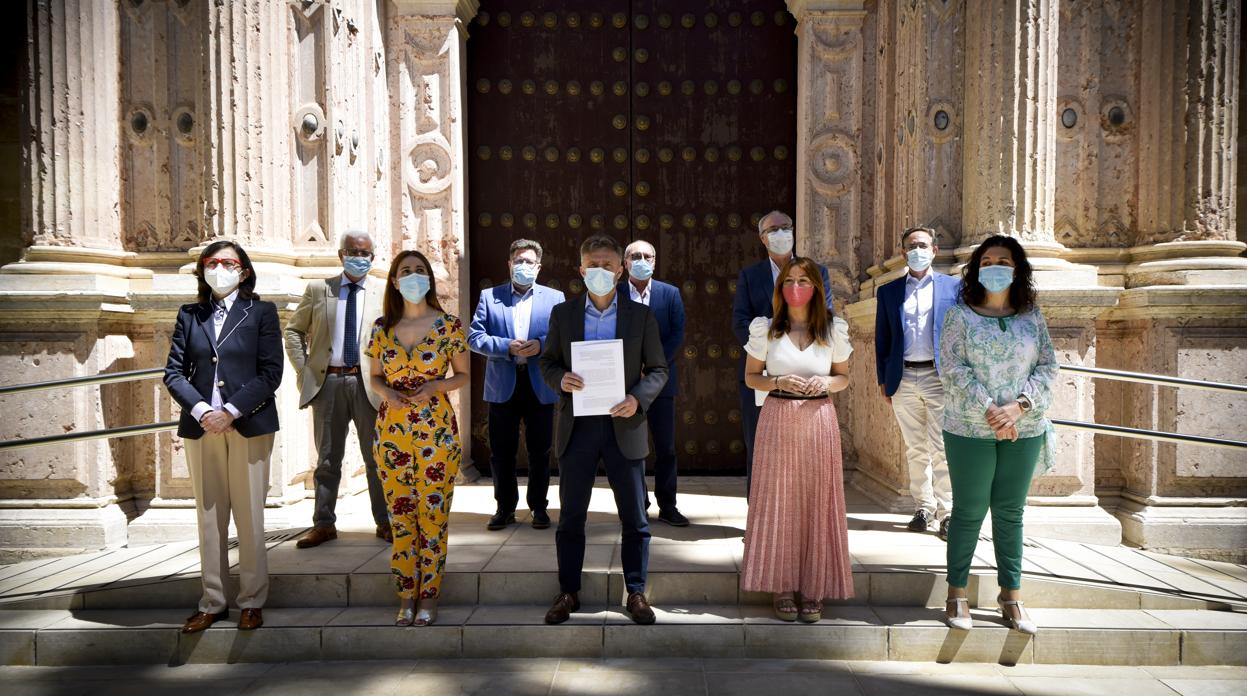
{"left": 584, "top": 293, "right": 618, "bottom": 341}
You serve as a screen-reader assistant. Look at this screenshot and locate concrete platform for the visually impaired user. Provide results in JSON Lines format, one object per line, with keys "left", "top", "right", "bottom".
{"left": 2, "top": 478, "right": 1245, "bottom": 666}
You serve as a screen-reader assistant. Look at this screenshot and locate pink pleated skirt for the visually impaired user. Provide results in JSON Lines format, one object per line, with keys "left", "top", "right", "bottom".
{"left": 740, "top": 395, "right": 854, "bottom": 600}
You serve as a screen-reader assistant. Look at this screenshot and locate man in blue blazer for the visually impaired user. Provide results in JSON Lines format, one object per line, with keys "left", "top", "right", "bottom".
{"left": 731, "top": 211, "right": 835, "bottom": 493}
{"left": 874, "top": 225, "right": 962, "bottom": 540}
{"left": 620, "top": 239, "right": 688, "bottom": 526}
{"left": 469, "top": 239, "right": 566, "bottom": 531}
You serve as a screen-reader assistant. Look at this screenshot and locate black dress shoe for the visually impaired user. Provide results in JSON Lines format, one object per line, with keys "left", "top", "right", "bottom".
{"left": 937, "top": 516, "right": 950, "bottom": 542}
{"left": 907, "top": 509, "right": 933, "bottom": 533}
{"left": 626, "top": 592, "right": 656, "bottom": 625}
{"left": 531, "top": 509, "right": 551, "bottom": 529}
{"left": 657, "top": 508, "right": 689, "bottom": 527}
{"left": 544, "top": 592, "right": 580, "bottom": 624}
{"left": 487, "top": 510, "right": 516, "bottom": 530}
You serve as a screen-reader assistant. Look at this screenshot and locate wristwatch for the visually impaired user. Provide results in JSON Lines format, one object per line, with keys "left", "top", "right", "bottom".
{"left": 1017, "top": 393, "right": 1033, "bottom": 412}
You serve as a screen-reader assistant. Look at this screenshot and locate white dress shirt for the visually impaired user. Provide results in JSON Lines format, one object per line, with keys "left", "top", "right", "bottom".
{"left": 628, "top": 279, "right": 652, "bottom": 306}
{"left": 769, "top": 256, "right": 791, "bottom": 285}
{"left": 902, "top": 271, "right": 935, "bottom": 362}
{"left": 190, "top": 289, "right": 242, "bottom": 422}
{"left": 511, "top": 283, "right": 534, "bottom": 365}
{"left": 329, "top": 273, "right": 367, "bottom": 367}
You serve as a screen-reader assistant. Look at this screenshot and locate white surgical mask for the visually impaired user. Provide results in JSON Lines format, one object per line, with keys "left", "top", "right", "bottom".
{"left": 906, "top": 247, "right": 933, "bottom": 272}
{"left": 204, "top": 266, "right": 241, "bottom": 296}
{"left": 583, "top": 267, "right": 616, "bottom": 296}
{"left": 766, "top": 228, "right": 794, "bottom": 255}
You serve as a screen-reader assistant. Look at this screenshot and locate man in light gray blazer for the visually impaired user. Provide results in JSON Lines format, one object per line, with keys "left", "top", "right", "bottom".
{"left": 284, "top": 231, "right": 389, "bottom": 548}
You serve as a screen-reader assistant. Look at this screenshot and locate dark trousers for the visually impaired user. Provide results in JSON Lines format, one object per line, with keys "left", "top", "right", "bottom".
{"left": 556, "top": 415, "right": 650, "bottom": 595}
{"left": 645, "top": 396, "right": 678, "bottom": 511}
{"left": 487, "top": 367, "right": 552, "bottom": 513}
{"left": 739, "top": 381, "right": 763, "bottom": 495}
{"left": 311, "top": 373, "right": 387, "bottom": 528}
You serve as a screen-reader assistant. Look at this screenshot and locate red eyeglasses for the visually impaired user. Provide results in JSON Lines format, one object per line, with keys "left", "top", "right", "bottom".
{"left": 203, "top": 258, "right": 243, "bottom": 271}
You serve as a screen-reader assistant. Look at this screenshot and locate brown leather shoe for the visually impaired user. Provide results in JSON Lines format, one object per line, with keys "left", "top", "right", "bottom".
{"left": 238, "top": 608, "right": 263, "bottom": 630}
{"left": 181, "top": 609, "right": 228, "bottom": 634}
{"left": 296, "top": 526, "right": 337, "bottom": 548}
{"left": 626, "top": 592, "right": 656, "bottom": 625}
{"left": 544, "top": 592, "right": 580, "bottom": 625}
{"left": 376, "top": 523, "right": 393, "bottom": 543}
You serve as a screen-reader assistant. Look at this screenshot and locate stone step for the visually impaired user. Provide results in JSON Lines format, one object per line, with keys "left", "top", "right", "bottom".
{"left": 2, "top": 567, "right": 1236, "bottom": 613}
{"left": 3, "top": 607, "right": 1245, "bottom": 667}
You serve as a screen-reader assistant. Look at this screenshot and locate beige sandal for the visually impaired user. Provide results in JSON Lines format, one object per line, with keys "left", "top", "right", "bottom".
{"left": 773, "top": 593, "right": 798, "bottom": 622}
{"left": 798, "top": 599, "right": 822, "bottom": 623}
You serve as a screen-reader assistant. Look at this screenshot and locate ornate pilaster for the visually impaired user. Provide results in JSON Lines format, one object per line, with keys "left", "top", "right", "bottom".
{"left": 788, "top": 1, "right": 866, "bottom": 304}
{"left": 0, "top": 0, "right": 130, "bottom": 559}
{"left": 390, "top": 0, "right": 479, "bottom": 481}
{"left": 961, "top": 0, "right": 1058, "bottom": 245}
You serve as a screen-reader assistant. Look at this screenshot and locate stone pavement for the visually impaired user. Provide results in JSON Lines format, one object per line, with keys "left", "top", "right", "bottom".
{"left": 2, "top": 659, "right": 1246, "bottom": 695}
{"left": 2, "top": 479, "right": 1245, "bottom": 667}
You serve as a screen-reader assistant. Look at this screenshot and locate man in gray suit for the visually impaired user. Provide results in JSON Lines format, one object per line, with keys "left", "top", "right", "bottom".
{"left": 284, "top": 231, "right": 390, "bottom": 548}
{"left": 539, "top": 234, "right": 668, "bottom": 626}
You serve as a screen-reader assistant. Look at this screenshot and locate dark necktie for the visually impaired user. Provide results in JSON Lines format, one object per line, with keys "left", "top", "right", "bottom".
{"left": 343, "top": 283, "right": 359, "bottom": 367}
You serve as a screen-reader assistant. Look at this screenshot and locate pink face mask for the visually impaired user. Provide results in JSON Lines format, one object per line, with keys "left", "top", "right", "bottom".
{"left": 783, "top": 285, "right": 815, "bottom": 308}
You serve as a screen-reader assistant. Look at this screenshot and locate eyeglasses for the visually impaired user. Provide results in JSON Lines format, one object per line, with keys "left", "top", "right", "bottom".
{"left": 342, "top": 250, "right": 374, "bottom": 258}
{"left": 627, "top": 253, "right": 656, "bottom": 261}
{"left": 203, "top": 258, "right": 243, "bottom": 271}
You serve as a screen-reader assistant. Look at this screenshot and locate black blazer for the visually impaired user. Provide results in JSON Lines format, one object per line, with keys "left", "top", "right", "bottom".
{"left": 539, "top": 294, "right": 668, "bottom": 461}
{"left": 163, "top": 298, "right": 284, "bottom": 439}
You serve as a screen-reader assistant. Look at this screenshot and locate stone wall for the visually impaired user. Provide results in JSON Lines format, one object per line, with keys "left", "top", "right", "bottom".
{"left": 0, "top": 0, "right": 1241, "bottom": 560}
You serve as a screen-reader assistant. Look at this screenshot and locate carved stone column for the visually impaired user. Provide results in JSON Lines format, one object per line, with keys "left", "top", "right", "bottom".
{"left": 787, "top": 0, "right": 865, "bottom": 305}
{"left": 390, "top": 0, "right": 479, "bottom": 481}
{"left": 1099, "top": 0, "right": 1247, "bottom": 560}
{"left": 0, "top": 0, "right": 131, "bottom": 558}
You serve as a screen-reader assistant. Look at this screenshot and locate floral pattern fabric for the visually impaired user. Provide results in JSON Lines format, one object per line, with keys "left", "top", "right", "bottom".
{"left": 938, "top": 303, "right": 1058, "bottom": 443}
{"left": 364, "top": 312, "right": 466, "bottom": 599}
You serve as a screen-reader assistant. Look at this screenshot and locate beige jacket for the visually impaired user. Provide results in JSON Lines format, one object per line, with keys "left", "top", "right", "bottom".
{"left": 284, "top": 274, "right": 385, "bottom": 410}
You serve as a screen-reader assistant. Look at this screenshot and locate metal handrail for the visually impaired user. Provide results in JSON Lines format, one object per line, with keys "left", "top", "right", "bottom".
{"left": 0, "top": 368, "right": 165, "bottom": 396}
{"left": 0, "top": 368, "right": 173, "bottom": 451}
{"left": 1051, "top": 419, "right": 1247, "bottom": 450}
{"left": 0, "top": 421, "right": 179, "bottom": 451}
{"left": 1058, "top": 364, "right": 1247, "bottom": 394}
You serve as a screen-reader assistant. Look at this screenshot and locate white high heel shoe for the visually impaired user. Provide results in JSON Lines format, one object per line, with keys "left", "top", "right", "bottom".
{"left": 945, "top": 597, "right": 973, "bottom": 630}
{"left": 998, "top": 597, "right": 1038, "bottom": 635}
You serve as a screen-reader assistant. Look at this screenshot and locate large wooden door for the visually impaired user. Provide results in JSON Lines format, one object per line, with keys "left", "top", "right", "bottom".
{"left": 466, "top": 1, "right": 797, "bottom": 474}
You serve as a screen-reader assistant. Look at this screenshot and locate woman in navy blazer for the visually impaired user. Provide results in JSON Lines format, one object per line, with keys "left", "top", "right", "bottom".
{"left": 163, "top": 240, "right": 283, "bottom": 634}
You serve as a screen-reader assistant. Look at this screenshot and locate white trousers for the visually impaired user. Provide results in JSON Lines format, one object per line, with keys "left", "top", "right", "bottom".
{"left": 184, "top": 429, "right": 274, "bottom": 613}
{"left": 891, "top": 366, "right": 952, "bottom": 518}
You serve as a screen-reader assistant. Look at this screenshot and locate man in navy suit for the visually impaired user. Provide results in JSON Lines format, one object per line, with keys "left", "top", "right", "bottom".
{"left": 620, "top": 239, "right": 688, "bottom": 526}
{"left": 874, "top": 225, "right": 963, "bottom": 540}
{"left": 469, "top": 239, "right": 566, "bottom": 531}
{"left": 731, "top": 210, "right": 835, "bottom": 493}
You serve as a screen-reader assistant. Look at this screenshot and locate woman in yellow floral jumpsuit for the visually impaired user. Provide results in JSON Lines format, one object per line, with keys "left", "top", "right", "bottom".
{"left": 365, "top": 250, "right": 469, "bottom": 627}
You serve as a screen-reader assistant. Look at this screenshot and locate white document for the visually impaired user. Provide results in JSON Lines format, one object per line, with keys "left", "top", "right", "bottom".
{"left": 570, "top": 339, "right": 626, "bottom": 417}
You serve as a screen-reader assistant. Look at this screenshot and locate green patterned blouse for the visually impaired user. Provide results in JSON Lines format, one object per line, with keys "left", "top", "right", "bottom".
{"left": 938, "top": 303, "right": 1058, "bottom": 442}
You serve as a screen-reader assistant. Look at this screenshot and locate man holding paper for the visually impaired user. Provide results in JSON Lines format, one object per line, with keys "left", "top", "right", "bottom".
{"left": 539, "top": 234, "right": 668, "bottom": 626}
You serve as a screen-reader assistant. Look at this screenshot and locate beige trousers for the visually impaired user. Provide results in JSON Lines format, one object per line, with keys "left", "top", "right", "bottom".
{"left": 185, "top": 429, "right": 274, "bottom": 613}
{"left": 891, "top": 366, "right": 952, "bottom": 519}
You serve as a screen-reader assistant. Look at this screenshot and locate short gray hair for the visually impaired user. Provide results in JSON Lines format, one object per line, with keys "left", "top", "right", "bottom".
{"left": 339, "top": 230, "right": 373, "bottom": 249}
{"left": 509, "top": 238, "right": 543, "bottom": 262}
{"left": 624, "top": 240, "right": 655, "bottom": 257}
{"left": 757, "top": 210, "right": 792, "bottom": 234}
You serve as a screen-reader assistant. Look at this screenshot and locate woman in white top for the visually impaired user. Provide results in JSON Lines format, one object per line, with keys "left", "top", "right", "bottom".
{"left": 739, "top": 257, "right": 854, "bottom": 623}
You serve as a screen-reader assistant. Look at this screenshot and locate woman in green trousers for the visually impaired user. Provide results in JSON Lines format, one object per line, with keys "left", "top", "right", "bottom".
{"left": 939, "top": 235, "right": 1058, "bottom": 635}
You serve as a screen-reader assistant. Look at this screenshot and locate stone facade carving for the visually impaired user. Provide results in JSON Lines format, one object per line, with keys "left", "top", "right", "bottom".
{"left": 0, "top": 0, "right": 1240, "bottom": 559}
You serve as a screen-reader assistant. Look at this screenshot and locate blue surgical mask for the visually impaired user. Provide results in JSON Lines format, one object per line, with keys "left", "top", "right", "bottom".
{"left": 583, "top": 267, "right": 617, "bottom": 296}
{"left": 906, "top": 248, "right": 933, "bottom": 272}
{"left": 978, "top": 265, "right": 1014, "bottom": 293}
{"left": 343, "top": 255, "right": 372, "bottom": 278}
{"left": 766, "top": 228, "right": 794, "bottom": 255}
{"left": 628, "top": 259, "right": 654, "bottom": 281}
{"left": 397, "top": 272, "right": 430, "bottom": 304}
{"left": 511, "top": 261, "right": 538, "bottom": 287}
